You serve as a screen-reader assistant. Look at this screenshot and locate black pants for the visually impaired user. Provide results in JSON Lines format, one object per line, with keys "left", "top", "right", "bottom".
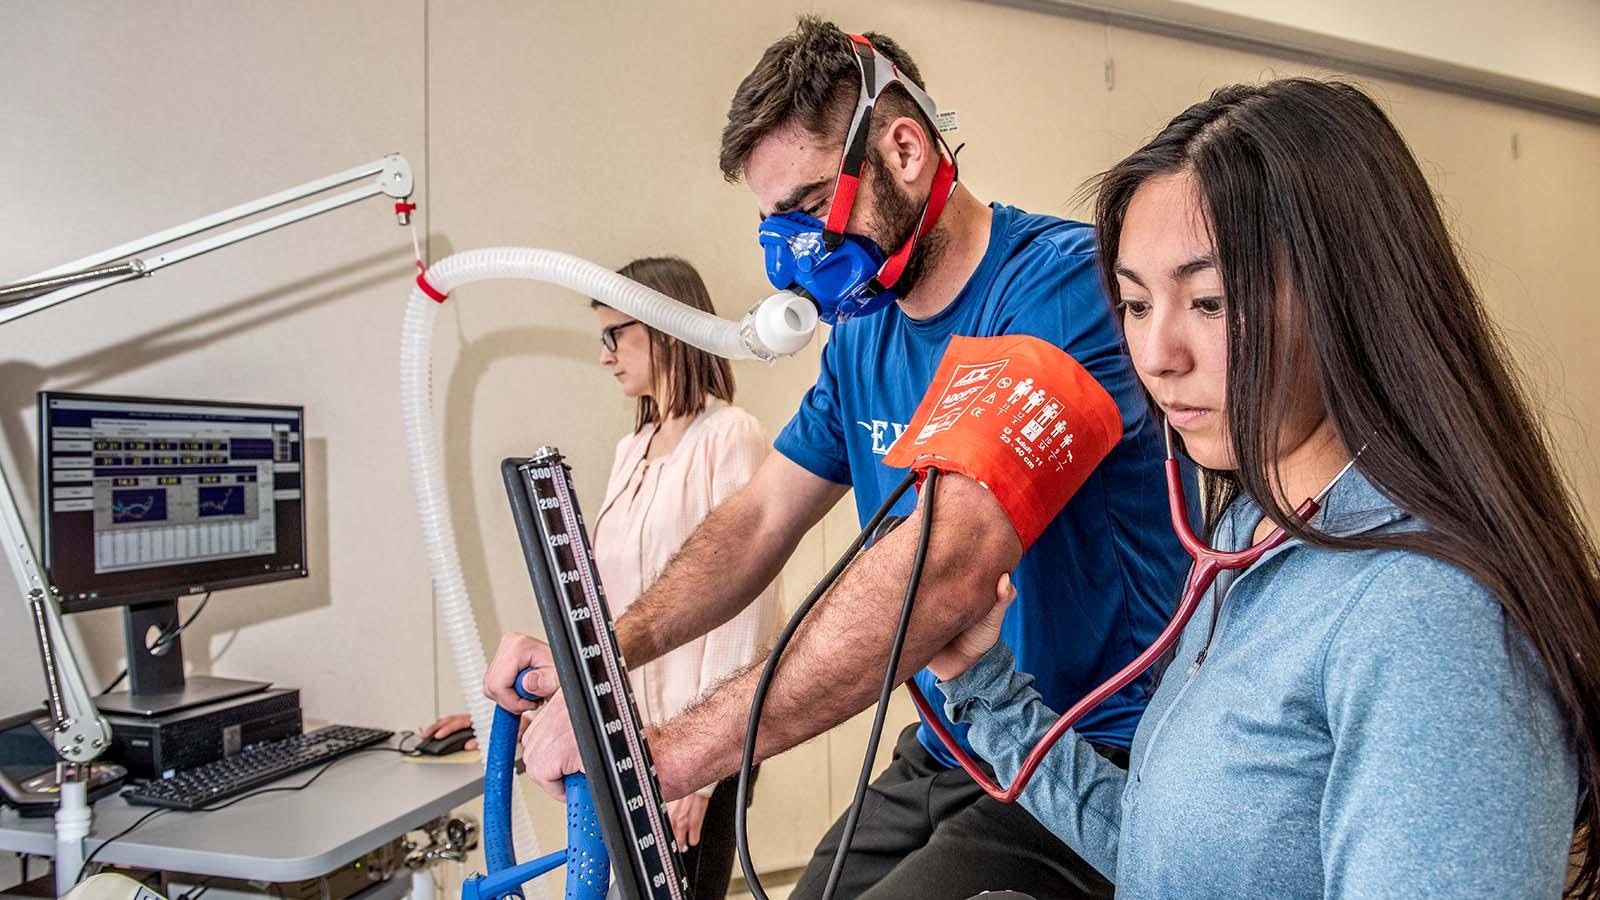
{"left": 789, "top": 724, "right": 1125, "bottom": 900}
{"left": 680, "top": 769, "right": 755, "bottom": 900}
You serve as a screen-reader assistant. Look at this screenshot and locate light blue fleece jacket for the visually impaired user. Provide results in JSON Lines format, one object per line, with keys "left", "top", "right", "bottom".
{"left": 940, "top": 469, "right": 1578, "bottom": 899}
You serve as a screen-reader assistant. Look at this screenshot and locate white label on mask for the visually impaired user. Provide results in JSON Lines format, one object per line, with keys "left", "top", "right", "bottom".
{"left": 935, "top": 110, "right": 960, "bottom": 132}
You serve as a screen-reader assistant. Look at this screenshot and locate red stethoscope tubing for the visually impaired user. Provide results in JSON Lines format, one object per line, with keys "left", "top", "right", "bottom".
{"left": 907, "top": 430, "right": 1349, "bottom": 803}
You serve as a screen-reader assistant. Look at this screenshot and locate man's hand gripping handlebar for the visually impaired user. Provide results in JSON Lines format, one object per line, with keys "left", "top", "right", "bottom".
{"left": 460, "top": 667, "right": 607, "bottom": 900}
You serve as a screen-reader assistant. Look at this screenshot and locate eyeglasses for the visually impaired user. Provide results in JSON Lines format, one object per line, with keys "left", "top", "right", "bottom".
{"left": 600, "top": 320, "right": 643, "bottom": 352}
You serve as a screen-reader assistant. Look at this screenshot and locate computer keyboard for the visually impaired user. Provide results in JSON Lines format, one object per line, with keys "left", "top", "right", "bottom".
{"left": 122, "top": 724, "right": 394, "bottom": 810}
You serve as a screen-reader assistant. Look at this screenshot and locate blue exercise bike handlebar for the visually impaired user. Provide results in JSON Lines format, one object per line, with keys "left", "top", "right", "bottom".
{"left": 461, "top": 668, "right": 608, "bottom": 900}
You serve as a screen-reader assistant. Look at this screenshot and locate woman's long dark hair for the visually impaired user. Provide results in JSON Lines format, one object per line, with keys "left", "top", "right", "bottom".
{"left": 1094, "top": 79, "right": 1600, "bottom": 895}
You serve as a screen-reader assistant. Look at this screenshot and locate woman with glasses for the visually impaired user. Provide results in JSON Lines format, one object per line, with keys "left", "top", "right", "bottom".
{"left": 425, "top": 256, "right": 780, "bottom": 900}
{"left": 589, "top": 255, "right": 781, "bottom": 900}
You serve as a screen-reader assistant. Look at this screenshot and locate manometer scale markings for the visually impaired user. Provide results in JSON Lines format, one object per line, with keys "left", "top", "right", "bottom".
{"left": 521, "top": 456, "right": 688, "bottom": 900}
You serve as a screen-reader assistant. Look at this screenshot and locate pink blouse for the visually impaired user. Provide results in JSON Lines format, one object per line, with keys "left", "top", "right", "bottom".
{"left": 591, "top": 400, "right": 781, "bottom": 794}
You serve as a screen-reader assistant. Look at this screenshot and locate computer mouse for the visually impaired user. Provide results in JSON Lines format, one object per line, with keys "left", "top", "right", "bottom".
{"left": 414, "top": 729, "right": 474, "bottom": 756}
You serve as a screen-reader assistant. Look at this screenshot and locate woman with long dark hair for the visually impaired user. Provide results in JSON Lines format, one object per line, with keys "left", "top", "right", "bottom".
{"left": 929, "top": 79, "right": 1599, "bottom": 898}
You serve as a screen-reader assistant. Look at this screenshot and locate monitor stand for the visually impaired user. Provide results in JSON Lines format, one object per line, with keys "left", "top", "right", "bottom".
{"left": 94, "top": 598, "right": 269, "bottom": 717}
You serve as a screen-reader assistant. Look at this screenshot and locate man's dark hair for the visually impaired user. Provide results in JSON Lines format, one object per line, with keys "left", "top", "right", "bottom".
{"left": 719, "top": 16, "right": 929, "bottom": 183}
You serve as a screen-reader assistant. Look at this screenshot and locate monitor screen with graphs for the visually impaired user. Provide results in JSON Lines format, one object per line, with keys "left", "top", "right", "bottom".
{"left": 39, "top": 391, "right": 308, "bottom": 614}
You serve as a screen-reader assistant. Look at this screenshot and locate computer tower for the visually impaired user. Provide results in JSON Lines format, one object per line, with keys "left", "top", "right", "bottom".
{"left": 107, "top": 688, "right": 302, "bottom": 778}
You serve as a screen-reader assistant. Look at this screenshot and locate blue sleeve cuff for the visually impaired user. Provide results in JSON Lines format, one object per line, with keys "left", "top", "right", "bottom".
{"left": 939, "top": 642, "right": 1030, "bottom": 722}
{"left": 773, "top": 428, "right": 852, "bottom": 486}
{"left": 936, "top": 638, "right": 1128, "bottom": 880}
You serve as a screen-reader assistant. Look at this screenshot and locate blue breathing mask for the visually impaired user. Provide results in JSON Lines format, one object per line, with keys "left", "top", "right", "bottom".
{"left": 754, "top": 32, "right": 960, "bottom": 326}
{"left": 759, "top": 211, "right": 898, "bottom": 325}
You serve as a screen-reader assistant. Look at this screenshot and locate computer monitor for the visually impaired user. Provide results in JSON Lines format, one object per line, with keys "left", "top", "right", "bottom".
{"left": 38, "top": 391, "right": 308, "bottom": 715}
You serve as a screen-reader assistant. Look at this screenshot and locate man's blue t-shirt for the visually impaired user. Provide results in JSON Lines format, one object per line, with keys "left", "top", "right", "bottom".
{"left": 774, "top": 204, "right": 1190, "bottom": 763}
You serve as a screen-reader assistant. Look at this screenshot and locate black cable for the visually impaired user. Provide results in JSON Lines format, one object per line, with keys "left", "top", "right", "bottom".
{"left": 100, "top": 663, "right": 126, "bottom": 695}
{"left": 820, "top": 469, "right": 938, "bottom": 900}
{"left": 175, "top": 877, "right": 214, "bottom": 900}
{"left": 101, "top": 592, "right": 212, "bottom": 695}
{"left": 735, "top": 470, "right": 919, "bottom": 900}
{"left": 74, "top": 807, "right": 167, "bottom": 884}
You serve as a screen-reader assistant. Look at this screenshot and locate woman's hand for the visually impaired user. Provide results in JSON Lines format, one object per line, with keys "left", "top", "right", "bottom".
{"left": 928, "top": 572, "right": 1016, "bottom": 681}
{"left": 666, "top": 792, "right": 711, "bottom": 848}
{"left": 418, "top": 713, "right": 479, "bottom": 750}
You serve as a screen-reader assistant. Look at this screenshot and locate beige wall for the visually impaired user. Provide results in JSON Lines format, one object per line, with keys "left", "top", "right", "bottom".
{"left": 1091, "top": 0, "right": 1600, "bottom": 99}
{"left": 1, "top": 3, "right": 431, "bottom": 731}
{"left": 3, "top": 1, "right": 1598, "bottom": 894}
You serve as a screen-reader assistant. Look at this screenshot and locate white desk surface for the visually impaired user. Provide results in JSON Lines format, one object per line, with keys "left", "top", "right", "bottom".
{"left": 0, "top": 750, "right": 483, "bottom": 882}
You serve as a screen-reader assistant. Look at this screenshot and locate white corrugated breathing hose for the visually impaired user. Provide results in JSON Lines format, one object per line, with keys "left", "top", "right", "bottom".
{"left": 400, "top": 248, "right": 815, "bottom": 892}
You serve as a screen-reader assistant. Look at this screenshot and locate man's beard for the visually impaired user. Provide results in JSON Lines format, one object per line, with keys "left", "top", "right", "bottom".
{"left": 867, "top": 150, "right": 948, "bottom": 299}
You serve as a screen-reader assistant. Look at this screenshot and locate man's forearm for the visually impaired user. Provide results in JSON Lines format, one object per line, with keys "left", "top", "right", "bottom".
{"left": 615, "top": 490, "right": 800, "bottom": 667}
{"left": 648, "top": 474, "right": 1020, "bottom": 799}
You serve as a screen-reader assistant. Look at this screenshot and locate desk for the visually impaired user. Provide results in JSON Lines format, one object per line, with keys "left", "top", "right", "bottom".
{"left": 0, "top": 752, "right": 482, "bottom": 883}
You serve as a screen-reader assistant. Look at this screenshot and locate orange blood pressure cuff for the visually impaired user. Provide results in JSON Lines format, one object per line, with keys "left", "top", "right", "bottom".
{"left": 883, "top": 334, "right": 1123, "bottom": 550}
